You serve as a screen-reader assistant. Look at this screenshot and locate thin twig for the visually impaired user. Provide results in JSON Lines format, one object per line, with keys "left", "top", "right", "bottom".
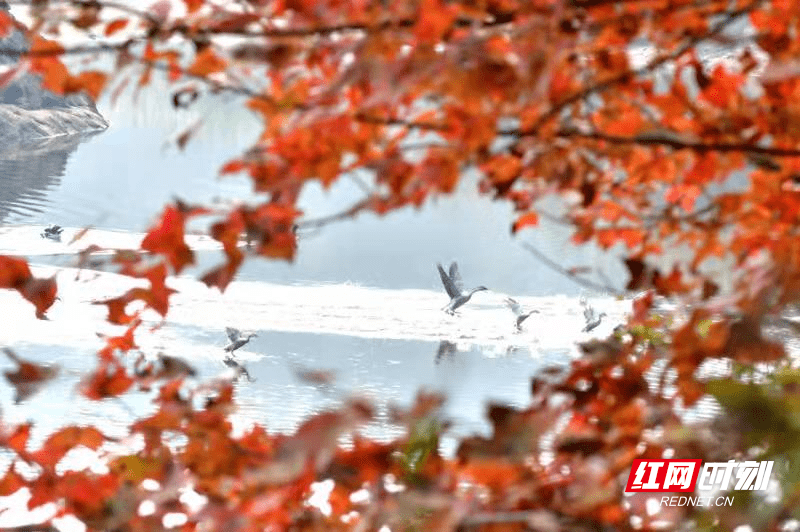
{"left": 294, "top": 197, "right": 374, "bottom": 230}
{"left": 519, "top": 240, "right": 626, "bottom": 296}
{"left": 0, "top": 42, "right": 129, "bottom": 57}
{"left": 554, "top": 129, "right": 800, "bottom": 158}
{"left": 460, "top": 510, "right": 540, "bottom": 527}
{"left": 6, "top": 0, "right": 160, "bottom": 26}
{"left": 347, "top": 172, "right": 373, "bottom": 195}
{"left": 0, "top": 526, "right": 59, "bottom": 532}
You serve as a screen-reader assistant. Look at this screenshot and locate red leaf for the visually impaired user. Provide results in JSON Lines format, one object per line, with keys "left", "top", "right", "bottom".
{"left": 700, "top": 64, "right": 745, "bottom": 108}
{"left": 184, "top": 0, "right": 204, "bottom": 13}
{"left": 141, "top": 205, "right": 195, "bottom": 273}
{"left": 98, "top": 321, "right": 139, "bottom": 360}
{"left": 0, "top": 467, "right": 25, "bottom": 496}
{"left": 0, "top": 255, "right": 32, "bottom": 287}
{"left": 19, "top": 276, "right": 58, "bottom": 319}
{"left": 0, "top": 256, "right": 57, "bottom": 318}
{"left": 4, "top": 424, "right": 31, "bottom": 455}
{"left": 64, "top": 71, "right": 107, "bottom": 100}
{"left": 415, "top": 0, "right": 457, "bottom": 44}
{"left": 94, "top": 292, "right": 139, "bottom": 325}
{"left": 201, "top": 255, "right": 243, "bottom": 291}
{"left": 82, "top": 364, "right": 134, "bottom": 400}
{"left": 104, "top": 18, "right": 129, "bottom": 36}
{"left": 187, "top": 48, "right": 227, "bottom": 77}
{"left": 0, "top": 11, "right": 12, "bottom": 38}
{"left": 212, "top": 13, "right": 262, "bottom": 33}
{"left": 4, "top": 349, "right": 59, "bottom": 403}
{"left": 595, "top": 228, "right": 644, "bottom": 249}
{"left": 28, "top": 37, "right": 68, "bottom": 94}
{"left": 220, "top": 159, "right": 247, "bottom": 174}
{"left": 60, "top": 471, "right": 120, "bottom": 517}
{"left": 512, "top": 212, "right": 539, "bottom": 233}
{"left": 32, "top": 426, "right": 106, "bottom": 467}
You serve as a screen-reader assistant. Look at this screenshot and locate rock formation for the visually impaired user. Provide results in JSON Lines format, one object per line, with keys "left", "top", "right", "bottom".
{"left": 0, "top": 1, "right": 109, "bottom": 146}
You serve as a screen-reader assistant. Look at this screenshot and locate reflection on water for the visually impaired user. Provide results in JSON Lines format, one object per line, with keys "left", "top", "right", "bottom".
{"left": 0, "top": 261, "right": 617, "bottom": 450}
{"left": 0, "top": 326, "right": 570, "bottom": 451}
{"left": 0, "top": 132, "right": 103, "bottom": 222}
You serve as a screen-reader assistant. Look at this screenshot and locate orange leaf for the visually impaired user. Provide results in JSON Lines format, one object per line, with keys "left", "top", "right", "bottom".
{"left": 0, "top": 255, "right": 32, "bottom": 287}
{"left": 187, "top": 48, "right": 227, "bottom": 77}
{"left": 28, "top": 37, "right": 68, "bottom": 94}
{"left": 141, "top": 205, "right": 194, "bottom": 273}
{"left": 184, "top": 0, "right": 204, "bottom": 13}
{"left": 512, "top": 212, "right": 539, "bottom": 233}
{"left": 98, "top": 322, "right": 139, "bottom": 361}
{"left": 418, "top": 148, "right": 460, "bottom": 194}
{"left": 220, "top": 159, "right": 247, "bottom": 174}
{"left": 5, "top": 424, "right": 31, "bottom": 455}
{"left": 415, "top": 0, "right": 457, "bottom": 44}
{"left": 595, "top": 228, "right": 644, "bottom": 249}
{"left": 104, "top": 18, "right": 128, "bottom": 36}
{"left": 0, "top": 256, "right": 57, "bottom": 318}
{"left": 700, "top": 64, "right": 745, "bottom": 108}
{"left": 4, "top": 349, "right": 59, "bottom": 403}
{"left": 0, "top": 11, "right": 12, "bottom": 38}
{"left": 64, "top": 71, "right": 107, "bottom": 100}
{"left": 603, "top": 108, "right": 644, "bottom": 136}
{"left": 82, "top": 364, "right": 134, "bottom": 400}
{"left": 32, "top": 426, "right": 106, "bottom": 467}
{"left": 0, "top": 468, "right": 25, "bottom": 496}
{"left": 483, "top": 154, "right": 522, "bottom": 185}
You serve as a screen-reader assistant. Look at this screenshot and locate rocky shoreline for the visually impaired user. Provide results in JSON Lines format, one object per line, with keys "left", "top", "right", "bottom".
{"left": 0, "top": 2, "right": 108, "bottom": 145}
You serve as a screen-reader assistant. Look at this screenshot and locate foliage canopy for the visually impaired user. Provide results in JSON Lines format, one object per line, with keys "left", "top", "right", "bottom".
{"left": 3, "top": 0, "right": 800, "bottom": 530}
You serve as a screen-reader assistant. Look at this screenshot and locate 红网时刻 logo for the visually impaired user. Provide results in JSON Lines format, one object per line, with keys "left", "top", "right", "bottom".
{"left": 625, "top": 459, "right": 773, "bottom": 493}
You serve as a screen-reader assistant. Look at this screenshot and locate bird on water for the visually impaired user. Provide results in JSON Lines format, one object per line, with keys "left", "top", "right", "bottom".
{"left": 222, "top": 327, "right": 257, "bottom": 381}
{"left": 224, "top": 327, "right": 257, "bottom": 354}
{"left": 505, "top": 297, "right": 540, "bottom": 332}
{"left": 437, "top": 262, "right": 488, "bottom": 315}
{"left": 581, "top": 299, "right": 607, "bottom": 333}
{"left": 40, "top": 224, "right": 63, "bottom": 242}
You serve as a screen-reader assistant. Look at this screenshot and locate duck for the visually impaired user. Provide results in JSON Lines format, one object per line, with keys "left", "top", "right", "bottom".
{"left": 223, "top": 327, "right": 257, "bottom": 354}
{"left": 40, "top": 224, "right": 63, "bottom": 241}
{"left": 436, "top": 262, "right": 488, "bottom": 315}
{"left": 505, "top": 297, "right": 540, "bottom": 332}
{"left": 581, "top": 299, "right": 607, "bottom": 333}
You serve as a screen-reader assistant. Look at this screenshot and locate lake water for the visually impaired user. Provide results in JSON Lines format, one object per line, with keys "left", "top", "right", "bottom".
{"left": 0, "top": 81, "right": 632, "bottom": 459}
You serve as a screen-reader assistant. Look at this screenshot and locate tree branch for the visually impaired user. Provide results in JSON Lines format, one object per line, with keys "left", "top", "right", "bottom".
{"left": 0, "top": 42, "right": 129, "bottom": 57}
{"left": 519, "top": 240, "right": 626, "bottom": 296}
{"left": 556, "top": 129, "right": 800, "bottom": 157}
{"left": 5, "top": 0, "right": 162, "bottom": 29}
{"left": 294, "top": 197, "right": 374, "bottom": 231}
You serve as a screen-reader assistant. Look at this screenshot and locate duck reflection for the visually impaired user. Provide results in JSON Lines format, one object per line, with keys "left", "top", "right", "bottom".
{"left": 434, "top": 340, "right": 458, "bottom": 364}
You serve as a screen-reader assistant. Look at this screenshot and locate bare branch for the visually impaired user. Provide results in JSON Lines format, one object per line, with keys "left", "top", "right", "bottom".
{"left": 6, "top": 0, "right": 161, "bottom": 26}
{"left": 294, "top": 197, "right": 374, "bottom": 231}
{"left": 0, "top": 42, "right": 128, "bottom": 57}
{"left": 555, "top": 129, "right": 800, "bottom": 158}
{"left": 519, "top": 240, "right": 626, "bottom": 296}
